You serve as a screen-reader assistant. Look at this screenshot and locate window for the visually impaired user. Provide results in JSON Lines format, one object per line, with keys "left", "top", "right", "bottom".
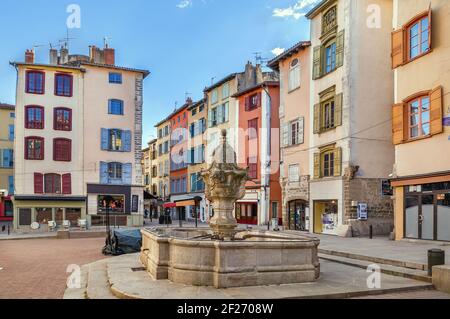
{"left": 191, "top": 108, "right": 197, "bottom": 116}
{"left": 392, "top": 87, "right": 443, "bottom": 145}
{"left": 54, "top": 108, "right": 72, "bottom": 131}
{"left": 248, "top": 157, "right": 258, "bottom": 179}
{"left": 408, "top": 15, "right": 430, "bottom": 60}
{"left": 54, "top": 73, "right": 73, "bottom": 97}
{"left": 26, "top": 71, "right": 45, "bottom": 94}
{"left": 199, "top": 104, "right": 204, "bottom": 113}
{"left": 291, "top": 121, "right": 299, "bottom": 145}
{"left": 25, "top": 106, "right": 44, "bottom": 129}
{"left": 325, "top": 42, "right": 337, "bottom": 74}
{"left": 248, "top": 118, "right": 258, "bottom": 140}
{"left": 53, "top": 138, "right": 72, "bottom": 162}
{"left": 108, "top": 162, "right": 123, "bottom": 180}
{"left": 0, "top": 149, "right": 14, "bottom": 168}
{"left": 391, "top": 9, "right": 432, "bottom": 68}
{"left": 246, "top": 93, "right": 261, "bottom": 111}
{"left": 271, "top": 202, "right": 279, "bottom": 219}
{"left": 109, "top": 129, "right": 122, "bottom": 151}
{"left": 8, "top": 125, "right": 14, "bottom": 141}
{"left": 409, "top": 96, "right": 431, "bottom": 139}
{"left": 289, "top": 165, "right": 299, "bottom": 183}
{"left": 190, "top": 173, "right": 204, "bottom": 192}
{"left": 314, "top": 147, "right": 342, "bottom": 179}
{"left": 322, "top": 6, "right": 337, "bottom": 35}
{"left": 208, "top": 103, "right": 229, "bottom": 127}
{"left": 98, "top": 195, "right": 125, "bottom": 213}
{"left": 25, "top": 137, "right": 44, "bottom": 160}
{"left": 101, "top": 129, "right": 132, "bottom": 152}
{"left": 222, "top": 83, "right": 230, "bottom": 99}
{"left": 109, "top": 99, "right": 124, "bottom": 115}
{"left": 44, "top": 173, "right": 61, "bottom": 194}
{"left": 10, "top": 112, "right": 15, "bottom": 118}
{"left": 313, "top": 89, "right": 342, "bottom": 134}
{"left": 109, "top": 72, "right": 122, "bottom": 84}
{"left": 211, "top": 89, "right": 218, "bottom": 105}
{"left": 289, "top": 58, "right": 301, "bottom": 91}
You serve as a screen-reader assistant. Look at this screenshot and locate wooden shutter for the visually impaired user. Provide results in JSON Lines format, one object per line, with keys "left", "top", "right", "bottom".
{"left": 313, "top": 46, "right": 321, "bottom": 80}
{"left": 336, "top": 30, "right": 345, "bottom": 68}
{"left": 123, "top": 130, "right": 132, "bottom": 152}
{"left": 122, "top": 163, "right": 132, "bottom": 185}
{"left": 313, "top": 103, "right": 320, "bottom": 134}
{"left": 245, "top": 96, "right": 250, "bottom": 111}
{"left": 391, "top": 29, "right": 405, "bottom": 69}
{"left": 313, "top": 153, "right": 320, "bottom": 179}
{"left": 256, "top": 92, "right": 262, "bottom": 108}
{"left": 100, "top": 162, "right": 109, "bottom": 184}
{"left": 34, "top": 173, "right": 44, "bottom": 194}
{"left": 430, "top": 86, "right": 443, "bottom": 136}
{"left": 224, "top": 102, "right": 229, "bottom": 122}
{"left": 333, "top": 147, "right": 342, "bottom": 177}
{"left": 62, "top": 174, "right": 72, "bottom": 194}
{"left": 428, "top": 4, "right": 432, "bottom": 51}
{"left": 392, "top": 103, "right": 406, "bottom": 145}
{"left": 334, "top": 93, "right": 343, "bottom": 127}
{"left": 101, "top": 128, "right": 109, "bottom": 150}
{"left": 282, "top": 123, "right": 289, "bottom": 147}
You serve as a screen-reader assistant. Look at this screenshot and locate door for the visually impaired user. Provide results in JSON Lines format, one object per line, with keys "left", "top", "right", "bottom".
{"left": 420, "top": 195, "right": 434, "bottom": 240}
{"left": 19, "top": 209, "right": 32, "bottom": 226}
{"left": 437, "top": 193, "right": 450, "bottom": 241}
{"left": 405, "top": 194, "right": 436, "bottom": 240}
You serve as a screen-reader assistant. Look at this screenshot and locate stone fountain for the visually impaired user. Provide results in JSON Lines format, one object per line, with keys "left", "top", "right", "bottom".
{"left": 140, "top": 130, "right": 320, "bottom": 288}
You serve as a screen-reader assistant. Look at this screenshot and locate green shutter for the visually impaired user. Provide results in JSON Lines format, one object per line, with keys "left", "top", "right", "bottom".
{"left": 314, "top": 153, "right": 321, "bottom": 179}
{"left": 334, "top": 93, "right": 343, "bottom": 127}
{"left": 313, "top": 46, "right": 322, "bottom": 80}
{"left": 333, "top": 147, "right": 342, "bottom": 177}
{"left": 313, "top": 103, "right": 320, "bottom": 134}
{"left": 336, "top": 30, "right": 345, "bottom": 68}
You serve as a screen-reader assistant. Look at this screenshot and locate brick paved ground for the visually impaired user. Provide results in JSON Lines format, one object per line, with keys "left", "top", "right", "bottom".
{"left": 0, "top": 238, "right": 106, "bottom": 299}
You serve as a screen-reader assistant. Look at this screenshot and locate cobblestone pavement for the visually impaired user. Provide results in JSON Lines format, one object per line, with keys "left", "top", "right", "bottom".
{"left": 351, "top": 290, "right": 450, "bottom": 299}
{"left": 0, "top": 238, "right": 106, "bottom": 299}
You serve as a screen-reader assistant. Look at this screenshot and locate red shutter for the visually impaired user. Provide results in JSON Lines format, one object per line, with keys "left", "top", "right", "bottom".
{"left": 245, "top": 96, "right": 250, "bottom": 111}
{"left": 34, "top": 173, "right": 44, "bottom": 194}
{"left": 62, "top": 174, "right": 72, "bottom": 194}
{"left": 257, "top": 92, "right": 262, "bottom": 108}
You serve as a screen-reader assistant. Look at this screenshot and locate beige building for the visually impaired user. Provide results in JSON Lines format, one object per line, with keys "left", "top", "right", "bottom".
{"left": 0, "top": 104, "right": 15, "bottom": 221}
{"left": 187, "top": 99, "right": 209, "bottom": 222}
{"left": 142, "top": 139, "right": 157, "bottom": 194}
{"left": 154, "top": 118, "right": 171, "bottom": 205}
{"left": 390, "top": 0, "right": 450, "bottom": 242}
{"left": 12, "top": 45, "right": 149, "bottom": 230}
{"left": 268, "top": 41, "right": 311, "bottom": 231}
{"left": 307, "top": 0, "right": 395, "bottom": 236}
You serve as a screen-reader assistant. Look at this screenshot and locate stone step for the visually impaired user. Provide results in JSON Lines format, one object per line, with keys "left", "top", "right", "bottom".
{"left": 86, "top": 259, "right": 118, "bottom": 299}
{"left": 319, "top": 248, "right": 427, "bottom": 271}
{"left": 63, "top": 264, "right": 89, "bottom": 299}
{"left": 319, "top": 254, "right": 432, "bottom": 283}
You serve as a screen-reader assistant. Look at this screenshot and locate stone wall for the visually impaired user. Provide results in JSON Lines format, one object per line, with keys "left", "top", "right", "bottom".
{"left": 281, "top": 175, "right": 309, "bottom": 228}
{"left": 343, "top": 177, "right": 394, "bottom": 236}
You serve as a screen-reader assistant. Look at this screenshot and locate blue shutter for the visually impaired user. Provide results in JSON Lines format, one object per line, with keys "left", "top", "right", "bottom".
{"left": 123, "top": 130, "right": 132, "bottom": 152}
{"left": 8, "top": 176, "right": 14, "bottom": 195}
{"left": 108, "top": 100, "right": 112, "bottom": 114}
{"left": 101, "top": 129, "right": 109, "bottom": 150}
{"left": 217, "top": 105, "right": 223, "bottom": 124}
{"left": 224, "top": 103, "right": 229, "bottom": 122}
{"left": 122, "top": 163, "right": 132, "bottom": 185}
{"left": 9, "top": 125, "right": 14, "bottom": 141}
{"left": 100, "top": 162, "right": 109, "bottom": 184}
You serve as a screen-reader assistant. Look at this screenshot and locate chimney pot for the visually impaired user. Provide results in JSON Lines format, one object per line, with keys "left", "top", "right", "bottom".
{"left": 104, "top": 47, "right": 115, "bottom": 65}
{"left": 25, "top": 49, "right": 35, "bottom": 64}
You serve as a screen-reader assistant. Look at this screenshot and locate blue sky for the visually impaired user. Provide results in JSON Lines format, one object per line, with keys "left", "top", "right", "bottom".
{"left": 0, "top": 0, "right": 318, "bottom": 142}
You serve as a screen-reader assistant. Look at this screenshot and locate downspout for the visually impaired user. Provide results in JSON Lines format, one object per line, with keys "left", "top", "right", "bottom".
{"left": 262, "top": 84, "right": 272, "bottom": 225}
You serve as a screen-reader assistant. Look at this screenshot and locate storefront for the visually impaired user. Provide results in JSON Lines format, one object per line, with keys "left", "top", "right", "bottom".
{"left": 313, "top": 200, "right": 338, "bottom": 234}
{"left": 400, "top": 182, "right": 450, "bottom": 241}
{"left": 0, "top": 196, "right": 13, "bottom": 221}
{"left": 287, "top": 200, "right": 309, "bottom": 231}
{"left": 235, "top": 202, "right": 258, "bottom": 225}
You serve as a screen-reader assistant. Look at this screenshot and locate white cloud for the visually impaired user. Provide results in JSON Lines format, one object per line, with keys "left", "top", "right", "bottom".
{"left": 273, "top": 0, "right": 320, "bottom": 20}
{"left": 271, "top": 47, "right": 286, "bottom": 56}
{"left": 177, "top": 0, "right": 192, "bottom": 9}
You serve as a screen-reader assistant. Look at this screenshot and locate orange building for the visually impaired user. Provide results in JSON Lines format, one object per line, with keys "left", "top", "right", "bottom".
{"left": 233, "top": 82, "right": 282, "bottom": 226}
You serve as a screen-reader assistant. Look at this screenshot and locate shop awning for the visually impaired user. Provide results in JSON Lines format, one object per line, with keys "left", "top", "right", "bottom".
{"left": 174, "top": 197, "right": 203, "bottom": 207}
{"left": 163, "top": 203, "right": 177, "bottom": 209}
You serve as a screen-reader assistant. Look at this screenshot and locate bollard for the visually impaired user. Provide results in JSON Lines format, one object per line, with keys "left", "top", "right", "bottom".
{"left": 428, "top": 249, "right": 445, "bottom": 276}
{"left": 8, "top": 225, "right": 10, "bottom": 235}
{"left": 369, "top": 225, "right": 373, "bottom": 239}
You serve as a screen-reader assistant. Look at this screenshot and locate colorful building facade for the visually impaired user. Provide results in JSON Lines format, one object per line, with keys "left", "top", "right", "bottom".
{"left": 0, "top": 104, "right": 15, "bottom": 222}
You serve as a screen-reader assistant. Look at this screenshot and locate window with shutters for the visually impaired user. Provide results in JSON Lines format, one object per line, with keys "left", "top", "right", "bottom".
{"left": 55, "top": 73, "right": 73, "bottom": 97}
{"left": 26, "top": 70, "right": 45, "bottom": 94}
{"left": 209, "top": 103, "right": 228, "bottom": 127}
{"left": 248, "top": 118, "right": 258, "bottom": 140}
{"left": 25, "top": 106, "right": 44, "bottom": 129}
{"left": 391, "top": 8, "right": 432, "bottom": 68}
{"left": 222, "top": 83, "right": 230, "bottom": 100}
{"left": 288, "top": 58, "right": 301, "bottom": 92}
{"left": 44, "top": 173, "right": 61, "bottom": 194}
{"left": 313, "top": 30, "right": 344, "bottom": 79}
{"left": 101, "top": 129, "right": 132, "bottom": 152}
{"left": 108, "top": 162, "right": 123, "bottom": 180}
{"left": 211, "top": 89, "right": 218, "bottom": 105}
{"left": 53, "top": 138, "right": 72, "bottom": 162}
{"left": 248, "top": 157, "right": 258, "bottom": 179}
{"left": 314, "top": 88, "right": 342, "bottom": 134}
{"left": 246, "top": 93, "right": 260, "bottom": 111}
{"left": 314, "top": 146, "right": 342, "bottom": 179}
{"left": 392, "top": 86, "right": 443, "bottom": 144}
{"left": 25, "top": 137, "right": 44, "bottom": 160}
{"left": 54, "top": 108, "right": 72, "bottom": 131}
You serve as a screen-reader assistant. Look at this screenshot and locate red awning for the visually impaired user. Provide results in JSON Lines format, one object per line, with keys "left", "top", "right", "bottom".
{"left": 163, "top": 203, "right": 177, "bottom": 208}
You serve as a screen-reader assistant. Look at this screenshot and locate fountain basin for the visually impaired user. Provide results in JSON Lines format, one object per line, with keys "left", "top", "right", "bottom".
{"left": 140, "top": 227, "right": 320, "bottom": 288}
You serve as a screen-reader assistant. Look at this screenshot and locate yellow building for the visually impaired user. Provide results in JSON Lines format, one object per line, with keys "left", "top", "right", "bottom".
{"left": 142, "top": 139, "right": 157, "bottom": 194}
{"left": 390, "top": 0, "right": 450, "bottom": 242}
{"left": 0, "top": 104, "right": 15, "bottom": 222}
{"left": 155, "top": 118, "right": 171, "bottom": 207}
{"left": 187, "top": 99, "right": 209, "bottom": 222}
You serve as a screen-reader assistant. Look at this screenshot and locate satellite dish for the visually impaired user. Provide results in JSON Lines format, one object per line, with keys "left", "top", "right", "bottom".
{"left": 30, "top": 222, "right": 40, "bottom": 230}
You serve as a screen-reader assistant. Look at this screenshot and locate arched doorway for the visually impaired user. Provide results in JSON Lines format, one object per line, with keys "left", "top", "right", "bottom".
{"left": 288, "top": 200, "right": 309, "bottom": 231}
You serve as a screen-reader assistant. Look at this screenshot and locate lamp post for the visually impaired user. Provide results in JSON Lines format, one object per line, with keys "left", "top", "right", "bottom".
{"left": 103, "top": 195, "right": 114, "bottom": 251}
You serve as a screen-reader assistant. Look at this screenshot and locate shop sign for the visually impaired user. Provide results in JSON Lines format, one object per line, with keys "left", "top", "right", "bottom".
{"left": 381, "top": 179, "right": 393, "bottom": 196}
{"left": 357, "top": 203, "right": 368, "bottom": 221}
{"left": 443, "top": 117, "right": 450, "bottom": 127}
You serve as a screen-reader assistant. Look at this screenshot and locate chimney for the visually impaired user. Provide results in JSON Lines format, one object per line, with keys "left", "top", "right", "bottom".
{"left": 25, "top": 49, "right": 35, "bottom": 64}
{"left": 60, "top": 47, "right": 69, "bottom": 64}
{"left": 186, "top": 97, "right": 193, "bottom": 105}
{"left": 89, "top": 45, "right": 105, "bottom": 64}
{"left": 49, "top": 49, "right": 58, "bottom": 65}
{"left": 256, "top": 64, "right": 263, "bottom": 84}
{"left": 104, "top": 47, "right": 115, "bottom": 65}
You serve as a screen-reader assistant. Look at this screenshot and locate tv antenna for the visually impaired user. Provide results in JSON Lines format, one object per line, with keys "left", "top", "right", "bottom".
{"left": 211, "top": 77, "right": 216, "bottom": 85}
{"left": 185, "top": 92, "right": 192, "bottom": 101}
{"left": 58, "top": 28, "right": 77, "bottom": 50}
{"left": 104, "top": 36, "right": 113, "bottom": 48}
{"left": 253, "top": 52, "right": 269, "bottom": 66}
